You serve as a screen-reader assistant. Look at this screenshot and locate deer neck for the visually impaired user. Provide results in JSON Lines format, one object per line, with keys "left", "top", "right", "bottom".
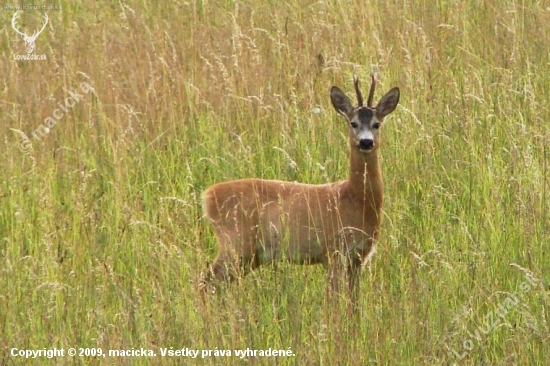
{"left": 345, "top": 144, "right": 383, "bottom": 215}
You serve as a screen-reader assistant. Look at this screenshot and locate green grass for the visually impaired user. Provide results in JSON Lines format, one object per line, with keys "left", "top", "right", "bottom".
{"left": 1, "top": 0, "right": 549, "bottom": 364}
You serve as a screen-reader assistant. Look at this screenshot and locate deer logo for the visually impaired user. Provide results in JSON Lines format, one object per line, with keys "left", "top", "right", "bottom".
{"left": 11, "top": 11, "right": 48, "bottom": 54}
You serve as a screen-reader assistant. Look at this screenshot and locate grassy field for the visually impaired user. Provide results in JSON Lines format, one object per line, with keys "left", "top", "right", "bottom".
{"left": 1, "top": 0, "right": 549, "bottom": 364}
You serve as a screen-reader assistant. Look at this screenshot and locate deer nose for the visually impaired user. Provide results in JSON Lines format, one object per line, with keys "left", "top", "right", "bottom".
{"left": 359, "top": 139, "right": 374, "bottom": 150}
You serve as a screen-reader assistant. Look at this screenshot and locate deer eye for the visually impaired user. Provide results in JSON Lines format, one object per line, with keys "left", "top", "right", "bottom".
{"left": 372, "top": 122, "right": 380, "bottom": 129}
{"left": 350, "top": 122, "right": 358, "bottom": 129}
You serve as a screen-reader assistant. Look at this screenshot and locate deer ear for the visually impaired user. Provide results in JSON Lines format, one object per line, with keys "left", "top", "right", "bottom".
{"left": 376, "top": 87, "right": 400, "bottom": 117}
{"left": 330, "top": 86, "right": 354, "bottom": 117}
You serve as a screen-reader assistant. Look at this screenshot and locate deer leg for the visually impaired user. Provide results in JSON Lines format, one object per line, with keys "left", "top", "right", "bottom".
{"left": 325, "top": 251, "right": 347, "bottom": 299}
{"left": 202, "top": 227, "right": 260, "bottom": 293}
{"left": 209, "top": 250, "right": 239, "bottom": 283}
{"left": 347, "top": 256, "right": 362, "bottom": 313}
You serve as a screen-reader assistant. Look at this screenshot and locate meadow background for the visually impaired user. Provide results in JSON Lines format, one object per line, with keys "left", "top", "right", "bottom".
{"left": 1, "top": 0, "right": 549, "bottom": 364}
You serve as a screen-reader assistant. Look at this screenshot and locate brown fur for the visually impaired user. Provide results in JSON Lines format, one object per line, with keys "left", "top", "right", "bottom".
{"left": 201, "top": 75, "right": 400, "bottom": 306}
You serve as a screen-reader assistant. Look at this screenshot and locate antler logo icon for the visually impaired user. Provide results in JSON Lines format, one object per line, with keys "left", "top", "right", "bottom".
{"left": 11, "top": 11, "right": 48, "bottom": 54}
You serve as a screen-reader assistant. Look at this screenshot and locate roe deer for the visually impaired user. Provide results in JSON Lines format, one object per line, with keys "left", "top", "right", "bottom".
{"left": 201, "top": 74, "right": 399, "bottom": 305}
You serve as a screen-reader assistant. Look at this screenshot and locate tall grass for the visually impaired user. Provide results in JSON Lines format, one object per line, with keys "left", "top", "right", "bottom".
{"left": 1, "top": 0, "right": 548, "bottom": 364}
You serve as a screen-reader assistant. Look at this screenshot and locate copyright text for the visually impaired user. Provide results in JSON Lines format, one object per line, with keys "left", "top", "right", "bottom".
{"left": 10, "top": 347, "right": 296, "bottom": 359}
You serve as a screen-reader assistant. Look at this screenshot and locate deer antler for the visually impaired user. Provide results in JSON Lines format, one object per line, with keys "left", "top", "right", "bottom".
{"left": 11, "top": 11, "right": 27, "bottom": 37}
{"left": 32, "top": 13, "right": 49, "bottom": 39}
{"left": 353, "top": 74, "right": 364, "bottom": 107}
{"left": 11, "top": 11, "right": 48, "bottom": 40}
{"left": 367, "top": 73, "right": 376, "bottom": 108}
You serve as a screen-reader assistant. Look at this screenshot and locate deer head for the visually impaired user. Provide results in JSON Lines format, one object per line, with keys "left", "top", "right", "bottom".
{"left": 330, "top": 74, "right": 400, "bottom": 153}
{"left": 12, "top": 11, "right": 49, "bottom": 54}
